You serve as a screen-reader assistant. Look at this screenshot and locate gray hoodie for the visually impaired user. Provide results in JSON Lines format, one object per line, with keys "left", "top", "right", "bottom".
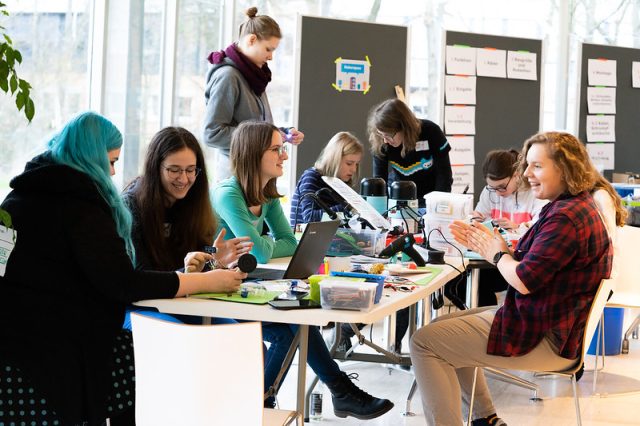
{"left": 202, "top": 57, "right": 273, "bottom": 156}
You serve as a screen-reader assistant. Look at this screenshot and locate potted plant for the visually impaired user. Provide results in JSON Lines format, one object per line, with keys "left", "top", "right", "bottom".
{"left": 1, "top": 1, "right": 34, "bottom": 229}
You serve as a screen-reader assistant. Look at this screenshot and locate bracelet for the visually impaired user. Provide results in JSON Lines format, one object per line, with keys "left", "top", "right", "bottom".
{"left": 212, "top": 258, "right": 227, "bottom": 270}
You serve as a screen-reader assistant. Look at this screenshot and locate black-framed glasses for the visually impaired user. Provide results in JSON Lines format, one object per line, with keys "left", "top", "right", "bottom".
{"left": 162, "top": 165, "right": 201, "bottom": 179}
{"left": 485, "top": 175, "right": 513, "bottom": 193}
{"left": 267, "top": 144, "right": 289, "bottom": 156}
{"left": 376, "top": 129, "right": 397, "bottom": 143}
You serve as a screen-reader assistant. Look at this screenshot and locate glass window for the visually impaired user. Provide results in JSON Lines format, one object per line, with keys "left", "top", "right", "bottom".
{"left": 173, "top": 0, "right": 224, "bottom": 184}
{"left": 0, "top": 0, "right": 91, "bottom": 200}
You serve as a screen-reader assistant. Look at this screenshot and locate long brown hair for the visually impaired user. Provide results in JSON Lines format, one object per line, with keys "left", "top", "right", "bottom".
{"left": 367, "top": 98, "right": 421, "bottom": 158}
{"left": 593, "top": 173, "right": 628, "bottom": 226}
{"left": 127, "top": 127, "right": 216, "bottom": 270}
{"left": 230, "top": 120, "right": 282, "bottom": 206}
{"left": 518, "top": 132, "right": 596, "bottom": 195}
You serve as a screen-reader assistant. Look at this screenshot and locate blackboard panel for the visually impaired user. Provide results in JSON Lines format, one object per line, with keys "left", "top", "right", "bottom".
{"left": 578, "top": 43, "right": 640, "bottom": 177}
{"left": 444, "top": 31, "right": 542, "bottom": 202}
{"left": 296, "top": 16, "right": 408, "bottom": 181}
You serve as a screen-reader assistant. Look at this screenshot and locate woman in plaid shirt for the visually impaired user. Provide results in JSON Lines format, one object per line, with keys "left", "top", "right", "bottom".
{"left": 410, "top": 132, "right": 613, "bottom": 426}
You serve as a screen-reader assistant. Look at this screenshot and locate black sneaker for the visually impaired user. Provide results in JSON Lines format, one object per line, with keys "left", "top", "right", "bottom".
{"left": 326, "top": 372, "right": 394, "bottom": 420}
{"left": 472, "top": 413, "right": 508, "bottom": 426}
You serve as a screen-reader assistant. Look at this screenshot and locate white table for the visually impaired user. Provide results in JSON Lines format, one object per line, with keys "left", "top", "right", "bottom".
{"left": 135, "top": 257, "right": 462, "bottom": 422}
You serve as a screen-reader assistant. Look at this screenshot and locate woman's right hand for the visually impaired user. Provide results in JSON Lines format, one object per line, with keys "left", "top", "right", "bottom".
{"left": 204, "top": 268, "right": 247, "bottom": 293}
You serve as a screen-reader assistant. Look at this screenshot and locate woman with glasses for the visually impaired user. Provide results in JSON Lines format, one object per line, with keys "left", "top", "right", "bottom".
{"left": 368, "top": 98, "right": 452, "bottom": 208}
{"left": 472, "top": 149, "right": 547, "bottom": 234}
{"left": 469, "top": 149, "right": 548, "bottom": 306}
{"left": 121, "top": 126, "right": 253, "bottom": 329}
{"left": 212, "top": 120, "right": 394, "bottom": 420}
{"left": 289, "top": 131, "right": 363, "bottom": 228}
{"left": 203, "top": 7, "right": 303, "bottom": 178}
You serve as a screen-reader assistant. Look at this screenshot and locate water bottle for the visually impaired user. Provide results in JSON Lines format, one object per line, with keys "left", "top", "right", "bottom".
{"left": 309, "top": 381, "right": 324, "bottom": 421}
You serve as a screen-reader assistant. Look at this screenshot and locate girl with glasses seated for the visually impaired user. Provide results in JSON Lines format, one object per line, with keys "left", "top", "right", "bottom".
{"left": 121, "top": 127, "right": 252, "bottom": 329}
{"left": 212, "top": 120, "right": 394, "bottom": 420}
{"left": 472, "top": 149, "right": 547, "bottom": 234}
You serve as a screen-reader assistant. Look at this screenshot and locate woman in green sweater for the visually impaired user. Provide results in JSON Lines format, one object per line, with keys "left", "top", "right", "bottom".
{"left": 211, "top": 120, "right": 394, "bottom": 420}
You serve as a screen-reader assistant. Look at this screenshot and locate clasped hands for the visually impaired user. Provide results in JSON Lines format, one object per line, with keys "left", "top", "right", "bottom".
{"left": 184, "top": 228, "right": 254, "bottom": 273}
{"left": 449, "top": 220, "right": 510, "bottom": 263}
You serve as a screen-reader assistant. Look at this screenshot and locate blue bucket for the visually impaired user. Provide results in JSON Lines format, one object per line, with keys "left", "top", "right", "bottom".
{"left": 587, "top": 307, "right": 624, "bottom": 356}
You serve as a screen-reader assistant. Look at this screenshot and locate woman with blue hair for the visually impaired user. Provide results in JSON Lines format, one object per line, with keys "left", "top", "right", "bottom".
{"left": 0, "top": 112, "right": 246, "bottom": 425}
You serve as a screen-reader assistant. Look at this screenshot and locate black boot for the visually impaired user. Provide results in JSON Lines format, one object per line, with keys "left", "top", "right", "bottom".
{"left": 325, "top": 372, "right": 394, "bottom": 420}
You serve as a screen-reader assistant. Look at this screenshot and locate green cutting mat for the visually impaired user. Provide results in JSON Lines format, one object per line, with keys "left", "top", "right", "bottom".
{"left": 189, "top": 291, "right": 281, "bottom": 304}
{"left": 412, "top": 266, "right": 443, "bottom": 286}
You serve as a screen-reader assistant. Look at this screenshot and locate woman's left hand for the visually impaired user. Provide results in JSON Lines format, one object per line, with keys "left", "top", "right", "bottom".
{"left": 287, "top": 128, "right": 304, "bottom": 145}
{"left": 213, "top": 228, "right": 254, "bottom": 268}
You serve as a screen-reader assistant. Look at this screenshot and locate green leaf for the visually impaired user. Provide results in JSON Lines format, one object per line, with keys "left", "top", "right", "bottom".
{"left": 9, "top": 72, "right": 16, "bottom": 93}
{"left": 0, "top": 77, "right": 7, "bottom": 92}
{"left": 18, "top": 78, "right": 30, "bottom": 91}
{"left": 3, "top": 33, "right": 12, "bottom": 45}
{"left": 25, "top": 97, "right": 35, "bottom": 121}
{"left": 0, "top": 208, "right": 12, "bottom": 229}
{"left": 15, "top": 90, "right": 24, "bottom": 109}
{"left": 4, "top": 46, "right": 13, "bottom": 68}
{"left": 13, "top": 49, "right": 21, "bottom": 64}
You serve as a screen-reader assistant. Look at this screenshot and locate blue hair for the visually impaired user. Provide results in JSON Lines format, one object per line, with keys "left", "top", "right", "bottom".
{"left": 48, "top": 111, "right": 136, "bottom": 262}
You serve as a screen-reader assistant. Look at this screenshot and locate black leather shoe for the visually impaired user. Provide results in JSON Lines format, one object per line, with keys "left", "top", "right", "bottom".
{"left": 326, "top": 372, "right": 394, "bottom": 420}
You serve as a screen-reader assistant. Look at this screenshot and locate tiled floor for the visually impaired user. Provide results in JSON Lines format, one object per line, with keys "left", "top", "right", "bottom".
{"left": 274, "top": 324, "right": 640, "bottom": 425}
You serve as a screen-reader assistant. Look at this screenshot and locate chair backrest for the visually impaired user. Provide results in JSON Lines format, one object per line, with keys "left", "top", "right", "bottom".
{"left": 612, "top": 225, "right": 640, "bottom": 295}
{"left": 131, "top": 314, "right": 265, "bottom": 426}
{"left": 581, "top": 279, "right": 615, "bottom": 361}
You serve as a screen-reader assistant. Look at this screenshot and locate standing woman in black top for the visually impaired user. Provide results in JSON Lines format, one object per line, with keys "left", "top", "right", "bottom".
{"left": 368, "top": 98, "right": 453, "bottom": 208}
{"left": 366, "top": 98, "right": 453, "bottom": 353}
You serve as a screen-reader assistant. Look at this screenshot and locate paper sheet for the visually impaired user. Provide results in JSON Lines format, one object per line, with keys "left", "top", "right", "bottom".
{"left": 588, "top": 58, "right": 617, "bottom": 87}
{"left": 587, "top": 143, "right": 615, "bottom": 170}
{"left": 633, "top": 62, "right": 640, "bottom": 88}
{"left": 446, "top": 45, "right": 476, "bottom": 75}
{"left": 507, "top": 50, "right": 537, "bottom": 81}
{"left": 586, "top": 115, "right": 616, "bottom": 142}
{"left": 447, "top": 136, "right": 475, "bottom": 165}
{"left": 476, "top": 48, "right": 507, "bottom": 78}
{"left": 587, "top": 87, "right": 616, "bottom": 114}
{"left": 451, "top": 165, "right": 475, "bottom": 194}
{"left": 444, "top": 105, "right": 475, "bottom": 135}
{"left": 445, "top": 75, "right": 477, "bottom": 105}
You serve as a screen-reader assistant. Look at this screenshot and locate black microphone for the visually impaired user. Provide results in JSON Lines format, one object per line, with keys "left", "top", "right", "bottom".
{"left": 237, "top": 253, "right": 257, "bottom": 273}
{"left": 303, "top": 191, "right": 338, "bottom": 220}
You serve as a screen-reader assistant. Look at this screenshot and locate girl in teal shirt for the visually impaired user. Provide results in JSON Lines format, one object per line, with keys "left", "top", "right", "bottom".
{"left": 212, "top": 120, "right": 394, "bottom": 420}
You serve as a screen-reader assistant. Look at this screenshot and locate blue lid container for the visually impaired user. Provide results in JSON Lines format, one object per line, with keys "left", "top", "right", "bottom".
{"left": 329, "top": 271, "right": 385, "bottom": 303}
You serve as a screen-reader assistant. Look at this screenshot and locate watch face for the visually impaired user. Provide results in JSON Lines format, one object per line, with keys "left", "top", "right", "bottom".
{"left": 493, "top": 251, "right": 505, "bottom": 264}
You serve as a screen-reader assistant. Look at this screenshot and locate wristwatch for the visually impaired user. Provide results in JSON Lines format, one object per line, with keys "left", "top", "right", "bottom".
{"left": 492, "top": 251, "right": 510, "bottom": 266}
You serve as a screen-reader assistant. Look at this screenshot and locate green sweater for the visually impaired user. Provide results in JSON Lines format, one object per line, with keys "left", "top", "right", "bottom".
{"left": 212, "top": 177, "right": 297, "bottom": 264}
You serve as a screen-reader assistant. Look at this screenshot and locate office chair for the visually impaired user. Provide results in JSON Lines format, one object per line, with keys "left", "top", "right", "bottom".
{"left": 130, "top": 314, "right": 299, "bottom": 426}
{"left": 466, "top": 279, "right": 614, "bottom": 426}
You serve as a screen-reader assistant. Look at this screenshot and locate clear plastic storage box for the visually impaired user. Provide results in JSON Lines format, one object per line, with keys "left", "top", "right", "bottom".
{"left": 319, "top": 280, "right": 378, "bottom": 311}
{"left": 327, "top": 227, "right": 388, "bottom": 257}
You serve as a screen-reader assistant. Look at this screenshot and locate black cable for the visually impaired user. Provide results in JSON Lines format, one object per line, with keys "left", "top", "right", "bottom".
{"left": 399, "top": 207, "right": 411, "bottom": 234}
{"left": 292, "top": 192, "right": 316, "bottom": 232}
{"left": 425, "top": 227, "right": 469, "bottom": 310}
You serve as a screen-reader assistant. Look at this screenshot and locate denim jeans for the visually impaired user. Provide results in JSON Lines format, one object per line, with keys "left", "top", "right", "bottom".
{"left": 262, "top": 323, "right": 342, "bottom": 392}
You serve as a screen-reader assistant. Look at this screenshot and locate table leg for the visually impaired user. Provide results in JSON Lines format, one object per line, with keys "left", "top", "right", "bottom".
{"left": 296, "top": 325, "right": 309, "bottom": 425}
{"left": 466, "top": 267, "right": 479, "bottom": 309}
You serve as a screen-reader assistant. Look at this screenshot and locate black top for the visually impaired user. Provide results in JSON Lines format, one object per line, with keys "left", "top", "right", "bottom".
{"left": 0, "top": 153, "right": 179, "bottom": 425}
{"left": 373, "top": 119, "right": 453, "bottom": 206}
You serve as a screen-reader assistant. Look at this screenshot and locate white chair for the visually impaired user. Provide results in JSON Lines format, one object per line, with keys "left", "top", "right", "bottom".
{"left": 130, "top": 314, "right": 299, "bottom": 426}
{"left": 466, "top": 279, "right": 614, "bottom": 426}
{"left": 606, "top": 225, "right": 640, "bottom": 354}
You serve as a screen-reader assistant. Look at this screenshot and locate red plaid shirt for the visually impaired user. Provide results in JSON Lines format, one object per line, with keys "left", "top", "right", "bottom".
{"left": 487, "top": 191, "right": 612, "bottom": 359}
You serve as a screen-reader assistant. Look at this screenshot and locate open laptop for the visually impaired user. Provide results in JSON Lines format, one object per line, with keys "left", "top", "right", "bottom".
{"left": 247, "top": 220, "right": 341, "bottom": 280}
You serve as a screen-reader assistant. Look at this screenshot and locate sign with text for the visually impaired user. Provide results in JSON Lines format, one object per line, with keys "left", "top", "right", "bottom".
{"left": 446, "top": 45, "right": 476, "bottom": 76}
{"left": 587, "top": 86, "right": 616, "bottom": 114}
{"left": 445, "top": 75, "right": 476, "bottom": 104}
{"left": 586, "top": 115, "right": 616, "bottom": 142}
{"left": 444, "top": 105, "right": 476, "bottom": 135}
{"left": 587, "top": 143, "right": 615, "bottom": 170}
{"left": 476, "top": 48, "right": 506, "bottom": 78}
{"left": 451, "top": 165, "right": 475, "bottom": 194}
{"left": 506, "top": 50, "right": 537, "bottom": 81}
{"left": 588, "top": 58, "right": 617, "bottom": 87}
{"left": 447, "top": 136, "right": 475, "bottom": 165}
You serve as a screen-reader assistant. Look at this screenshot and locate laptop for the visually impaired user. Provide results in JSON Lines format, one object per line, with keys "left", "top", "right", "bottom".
{"left": 247, "top": 220, "right": 341, "bottom": 280}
